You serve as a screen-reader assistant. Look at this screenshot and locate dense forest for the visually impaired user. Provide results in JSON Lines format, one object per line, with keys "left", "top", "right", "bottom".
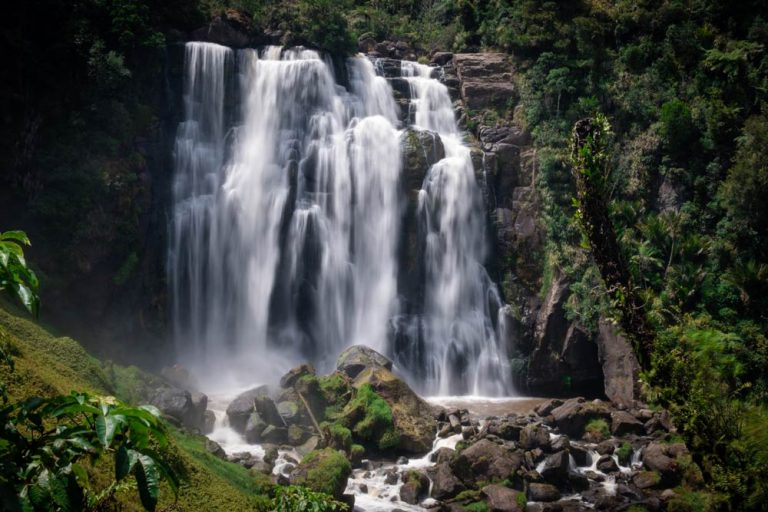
{"left": 1, "top": 0, "right": 767, "bottom": 511}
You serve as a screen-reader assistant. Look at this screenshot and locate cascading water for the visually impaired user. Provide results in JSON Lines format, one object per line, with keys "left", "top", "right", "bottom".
{"left": 169, "top": 41, "right": 512, "bottom": 395}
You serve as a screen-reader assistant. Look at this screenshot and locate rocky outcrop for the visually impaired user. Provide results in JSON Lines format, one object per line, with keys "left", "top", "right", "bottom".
{"left": 596, "top": 319, "right": 641, "bottom": 406}
{"left": 352, "top": 366, "right": 436, "bottom": 453}
{"left": 225, "top": 385, "right": 271, "bottom": 433}
{"left": 337, "top": 344, "right": 393, "bottom": 379}
{"left": 191, "top": 10, "right": 252, "bottom": 48}
{"left": 453, "top": 53, "right": 517, "bottom": 111}
{"left": 150, "top": 387, "right": 207, "bottom": 431}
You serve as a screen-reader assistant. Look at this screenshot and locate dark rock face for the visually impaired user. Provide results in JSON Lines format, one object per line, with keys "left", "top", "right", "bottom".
{"left": 150, "top": 387, "right": 207, "bottom": 431}
{"left": 190, "top": 13, "right": 251, "bottom": 48}
{"left": 481, "top": 484, "right": 525, "bottom": 512}
{"left": 596, "top": 319, "right": 641, "bottom": 406}
{"left": 611, "top": 410, "right": 645, "bottom": 436}
{"left": 528, "top": 482, "right": 562, "bottom": 502}
{"left": 337, "top": 345, "right": 393, "bottom": 379}
{"left": 550, "top": 398, "right": 612, "bottom": 438}
{"left": 519, "top": 424, "right": 550, "bottom": 450}
{"left": 430, "top": 462, "right": 465, "bottom": 500}
{"left": 642, "top": 443, "right": 683, "bottom": 485}
{"left": 540, "top": 450, "right": 569, "bottom": 484}
{"left": 225, "top": 385, "right": 270, "bottom": 433}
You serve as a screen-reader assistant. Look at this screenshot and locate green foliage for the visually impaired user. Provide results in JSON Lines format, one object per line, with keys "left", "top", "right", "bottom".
{"left": 0, "top": 231, "right": 39, "bottom": 317}
{"left": 616, "top": 442, "right": 633, "bottom": 465}
{"left": 585, "top": 418, "right": 610, "bottom": 438}
{"left": 341, "top": 383, "right": 398, "bottom": 451}
{"left": 295, "top": 449, "right": 351, "bottom": 499}
{"left": 0, "top": 392, "right": 178, "bottom": 511}
{"left": 273, "top": 485, "right": 348, "bottom": 511}
{"left": 465, "top": 502, "right": 488, "bottom": 512}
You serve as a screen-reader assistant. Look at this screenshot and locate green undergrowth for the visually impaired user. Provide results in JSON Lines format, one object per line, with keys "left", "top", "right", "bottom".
{"left": 0, "top": 304, "right": 273, "bottom": 510}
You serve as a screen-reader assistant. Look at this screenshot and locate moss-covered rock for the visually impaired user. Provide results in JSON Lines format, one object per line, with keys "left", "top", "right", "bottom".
{"left": 289, "top": 448, "right": 352, "bottom": 500}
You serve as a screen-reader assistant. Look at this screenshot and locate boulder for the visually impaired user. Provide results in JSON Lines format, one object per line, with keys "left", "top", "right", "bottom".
{"left": 549, "top": 398, "right": 612, "bottom": 438}
{"left": 519, "top": 424, "right": 550, "bottom": 450}
{"left": 337, "top": 345, "right": 393, "bottom": 379}
{"left": 290, "top": 448, "right": 352, "bottom": 500}
{"left": 280, "top": 364, "right": 315, "bottom": 389}
{"left": 451, "top": 439, "right": 524, "bottom": 485}
{"left": 633, "top": 470, "right": 662, "bottom": 489}
{"left": 596, "top": 319, "right": 640, "bottom": 407}
{"left": 486, "top": 418, "right": 523, "bottom": 441}
{"left": 535, "top": 399, "right": 563, "bottom": 417}
{"left": 481, "top": 484, "right": 525, "bottom": 512}
{"left": 260, "top": 425, "right": 288, "bottom": 444}
{"left": 642, "top": 443, "right": 681, "bottom": 485}
{"left": 611, "top": 411, "right": 645, "bottom": 437}
{"left": 429, "top": 462, "right": 465, "bottom": 500}
{"left": 431, "top": 51, "right": 453, "bottom": 65}
{"left": 399, "top": 471, "right": 429, "bottom": 504}
{"left": 596, "top": 455, "right": 619, "bottom": 473}
{"left": 244, "top": 412, "right": 267, "bottom": 443}
{"left": 352, "top": 366, "right": 436, "bottom": 453}
{"left": 150, "top": 387, "right": 207, "bottom": 431}
{"left": 539, "top": 451, "right": 569, "bottom": 484}
{"left": 205, "top": 438, "right": 226, "bottom": 459}
{"left": 430, "top": 447, "right": 455, "bottom": 464}
{"left": 225, "top": 385, "right": 270, "bottom": 433}
{"left": 528, "top": 483, "right": 561, "bottom": 502}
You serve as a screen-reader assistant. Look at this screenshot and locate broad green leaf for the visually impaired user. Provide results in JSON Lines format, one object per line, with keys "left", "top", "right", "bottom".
{"left": 115, "top": 445, "right": 139, "bottom": 481}
{"left": 135, "top": 454, "right": 160, "bottom": 511}
{"left": 1, "top": 230, "right": 31, "bottom": 245}
{"left": 95, "top": 414, "right": 117, "bottom": 448}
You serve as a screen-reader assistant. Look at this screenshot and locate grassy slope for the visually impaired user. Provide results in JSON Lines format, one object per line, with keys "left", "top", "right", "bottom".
{"left": 0, "top": 303, "right": 268, "bottom": 511}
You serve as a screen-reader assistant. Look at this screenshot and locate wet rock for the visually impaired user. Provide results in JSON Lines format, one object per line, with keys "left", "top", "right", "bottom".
{"left": 642, "top": 442, "right": 681, "bottom": 485}
{"left": 519, "top": 424, "right": 550, "bottom": 450}
{"left": 203, "top": 410, "right": 216, "bottom": 434}
{"left": 528, "top": 483, "right": 561, "bottom": 502}
{"left": 449, "top": 413, "right": 462, "bottom": 432}
{"left": 400, "top": 128, "right": 446, "bottom": 191}
{"left": 430, "top": 447, "right": 455, "bottom": 464}
{"left": 280, "top": 364, "right": 315, "bottom": 389}
{"left": 226, "top": 385, "right": 270, "bottom": 433}
{"left": 611, "top": 411, "right": 645, "bottom": 436}
{"left": 429, "top": 462, "right": 465, "bottom": 500}
{"left": 263, "top": 444, "right": 279, "bottom": 466}
{"left": 569, "top": 445, "right": 590, "bottom": 467}
{"left": 277, "top": 400, "right": 300, "bottom": 423}
{"left": 337, "top": 344, "right": 393, "bottom": 379}
{"left": 296, "top": 435, "right": 321, "bottom": 457}
{"left": 352, "top": 366, "right": 436, "bottom": 453}
{"left": 568, "top": 471, "right": 590, "bottom": 491}
{"left": 384, "top": 469, "right": 399, "bottom": 485}
{"left": 539, "top": 451, "right": 569, "bottom": 484}
{"left": 431, "top": 52, "right": 453, "bottom": 65}
{"left": 249, "top": 461, "right": 273, "bottom": 475}
{"left": 400, "top": 471, "right": 429, "bottom": 504}
{"left": 205, "top": 438, "right": 226, "bottom": 459}
{"left": 451, "top": 439, "right": 524, "bottom": 484}
{"left": 150, "top": 387, "right": 208, "bottom": 431}
{"left": 486, "top": 418, "right": 523, "bottom": 441}
{"left": 596, "top": 441, "right": 615, "bottom": 455}
{"left": 254, "top": 395, "right": 284, "bottom": 426}
{"left": 260, "top": 425, "right": 287, "bottom": 444}
{"left": 596, "top": 455, "right": 619, "bottom": 473}
{"left": 481, "top": 484, "right": 525, "bottom": 512}
{"left": 244, "top": 412, "right": 267, "bottom": 443}
{"left": 535, "top": 399, "right": 563, "bottom": 417}
{"left": 288, "top": 424, "right": 310, "bottom": 445}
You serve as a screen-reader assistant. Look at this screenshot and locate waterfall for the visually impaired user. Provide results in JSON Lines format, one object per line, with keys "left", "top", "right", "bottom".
{"left": 170, "top": 42, "right": 511, "bottom": 395}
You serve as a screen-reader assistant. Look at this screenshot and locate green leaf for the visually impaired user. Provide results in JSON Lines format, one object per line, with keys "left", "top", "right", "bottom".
{"left": 115, "top": 445, "right": 139, "bottom": 481}
{"left": 135, "top": 454, "right": 160, "bottom": 511}
{"left": 95, "top": 414, "right": 117, "bottom": 448}
{"left": 1, "top": 230, "right": 31, "bottom": 245}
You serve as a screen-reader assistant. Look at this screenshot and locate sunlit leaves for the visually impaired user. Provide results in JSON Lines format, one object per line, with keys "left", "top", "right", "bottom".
{"left": 0, "top": 230, "right": 40, "bottom": 316}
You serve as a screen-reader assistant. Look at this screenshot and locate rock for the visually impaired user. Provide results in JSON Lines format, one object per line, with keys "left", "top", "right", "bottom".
{"left": 449, "top": 413, "right": 462, "bottom": 432}
{"left": 528, "top": 483, "right": 561, "bottom": 502}
{"left": 384, "top": 469, "right": 399, "bottom": 485}
{"left": 549, "top": 398, "right": 612, "bottom": 438}
{"left": 352, "top": 366, "right": 436, "bottom": 453}
{"left": 642, "top": 443, "right": 680, "bottom": 485}
{"left": 568, "top": 471, "right": 590, "bottom": 492}
{"left": 263, "top": 444, "right": 279, "bottom": 466}
{"left": 400, "top": 128, "right": 445, "bottom": 191}
{"left": 150, "top": 387, "right": 207, "bottom": 431}
{"left": 254, "top": 395, "right": 284, "bottom": 426}
{"left": 535, "top": 399, "right": 563, "bottom": 417}
{"left": 596, "top": 441, "right": 615, "bottom": 455}
{"left": 226, "top": 385, "right": 270, "bottom": 433}
{"left": 277, "top": 400, "right": 300, "bottom": 423}
{"left": 451, "top": 439, "right": 524, "bottom": 485}
{"left": 431, "top": 51, "right": 453, "bottom": 65}
{"left": 429, "top": 462, "right": 465, "bottom": 500}
{"left": 205, "top": 438, "right": 226, "bottom": 459}
{"left": 260, "top": 425, "right": 287, "bottom": 444}
{"left": 296, "top": 435, "right": 321, "bottom": 457}
{"left": 551, "top": 435, "right": 570, "bottom": 452}
{"left": 633, "top": 470, "right": 662, "bottom": 489}
{"left": 568, "top": 445, "right": 590, "bottom": 467}
{"left": 539, "top": 451, "right": 569, "bottom": 484}
{"left": 481, "top": 484, "right": 525, "bottom": 512}
{"left": 244, "top": 412, "right": 267, "bottom": 443}
{"left": 280, "top": 364, "right": 315, "bottom": 389}
{"left": 611, "top": 411, "right": 645, "bottom": 436}
{"left": 519, "top": 424, "right": 550, "bottom": 450}
{"left": 596, "top": 455, "right": 619, "bottom": 473}
{"left": 203, "top": 410, "right": 216, "bottom": 434}
{"left": 290, "top": 448, "right": 352, "bottom": 500}
{"left": 400, "top": 471, "right": 429, "bottom": 504}
{"left": 249, "top": 461, "right": 273, "bottom": 475}
{"left": 454, "top": 53, "right": 517, "bottom": 110}
{"left": 191, "top": 16, "right": 251, "bottom": 48}
{"left": 288, "top": 424, "right": 310, "bottom": 445}
{"left": 486, "top": 418, "right": 523, "bottom": 441}
{"left": 337, "top": 345, "right": 393, "bottom": 378}
{"left": 596, "top": 319, "right": 640, "bottom": 407}
{"left": 430, "top": 447, "right": 455, "bottom": 464}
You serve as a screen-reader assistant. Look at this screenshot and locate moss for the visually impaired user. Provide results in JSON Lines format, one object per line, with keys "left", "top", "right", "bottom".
{"left": 465, "top": 502, "right": 488, "bottom": 512}
{"left": 341, "top": 383, "right": 398, "bottom": 450}
{"left": 350, "top": 443, "right": 365, "bottom": 459}
{"left": 516, "top": 491, "right": 527, "bottom": 508}
{"left": 616, "top": 441, "right": 633, "bottom": 465}
{"left": 295, "top": 448, "right": 352, "bottom": 498}
{"left": 319, "top": 372, "right": 351, "bottom": 405}
{"left": 323, "top": 421, "right": 352, "bottom": 452}
{"left": 454, "top": 489, "right": 481, "bottom": 502}
{"left": 585, "top": 418, "right": 610, "bottom": 438}
{"left": 627, "top": 506, "right": 650, "bottom": 512}
{"left": 378, "top": 429, "right": 401, "bottom": 451}
{"left": 667, "top": 490, "right": 716, "bottom": 512}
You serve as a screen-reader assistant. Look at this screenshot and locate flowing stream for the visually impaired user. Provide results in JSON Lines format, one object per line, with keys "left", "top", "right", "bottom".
{"left": 169, "top": 42, "right": 512, "bottom": 396}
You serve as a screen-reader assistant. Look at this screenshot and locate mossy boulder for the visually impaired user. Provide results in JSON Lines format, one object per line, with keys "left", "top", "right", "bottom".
{"left": 352, "top": 366, "right": 437, "bottom": 453}
{"left": 289, "top": 448, "right": 352, "bottom": 500}
{"left": 400, "top": 128, "right": 445, "bottom": 191}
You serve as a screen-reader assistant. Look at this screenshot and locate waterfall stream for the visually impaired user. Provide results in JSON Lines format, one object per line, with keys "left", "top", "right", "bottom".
{"left": 169, "top": 42, "right": 512, "bottom": 396}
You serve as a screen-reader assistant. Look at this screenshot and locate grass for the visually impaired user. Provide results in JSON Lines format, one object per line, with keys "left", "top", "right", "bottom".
{"left": 585, "top": 418, "right": 610, "bottom": 438}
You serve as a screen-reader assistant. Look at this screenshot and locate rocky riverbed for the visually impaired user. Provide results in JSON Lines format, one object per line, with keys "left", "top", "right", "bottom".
{"left": 149, "top": 346, "right": 703, "bottom": 511}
